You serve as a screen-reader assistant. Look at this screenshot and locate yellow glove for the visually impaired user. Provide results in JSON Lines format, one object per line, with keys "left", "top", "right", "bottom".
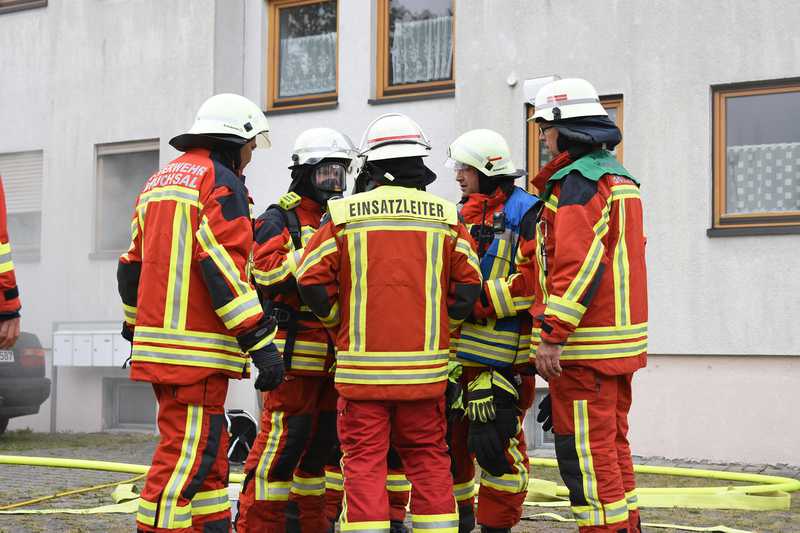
{"left": 466, "top": 371, "right": 495, "bottom": 423}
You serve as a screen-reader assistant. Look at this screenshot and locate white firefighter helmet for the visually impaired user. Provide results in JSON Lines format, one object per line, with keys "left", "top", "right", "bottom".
{"left": 359, "top": 113, "right": 431, "bottom": 161}
{"left": 445, "top": 129, "right": 525, "bottom": 178}
{"left": 170, "top": 93, "right": 271, "bottom": 151}
{"left": 530, "top": 78, "right": 607, "bottom": 122}
{"left": 290, "top": 127, "right": 357, "bottom": 167}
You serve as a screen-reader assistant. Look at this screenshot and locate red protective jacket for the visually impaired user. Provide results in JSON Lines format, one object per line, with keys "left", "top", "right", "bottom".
{"left": 296, "top": 185, "right": 483, "bottom": 401}
{"left": 525, "top": 150, "right": 647, "bottom": 375}
{"left": 0, "top": 177, "right": 20, "bottom": 317}
{"left": 252, "top": 194, "right": 333, "bottom": 376}
{"left": 117, "top": 148, "right": 274, "bottom": 386}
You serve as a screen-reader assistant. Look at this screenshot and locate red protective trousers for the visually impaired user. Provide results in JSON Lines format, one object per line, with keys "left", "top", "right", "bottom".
{"left": 337, "top": 396, "right": 458, "bottom": 532}
{"left": 136, "top": 375, "right": 231, "bottom": 533}
{"left": 449, "top": 372, "right": 533, "bottom": 530}
{"left": 550, "top": 367, "right": 640, "bottom": 533}
{"left": 236, "top": 375, "right": 338, "bottom": 533}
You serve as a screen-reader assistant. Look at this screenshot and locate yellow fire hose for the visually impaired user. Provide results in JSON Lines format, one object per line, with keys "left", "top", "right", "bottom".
{"left": 0, "top": 454, "right": 797, "bottom": 531}
{"left": 0, "top": 473, "right": 145, "bottom": 511}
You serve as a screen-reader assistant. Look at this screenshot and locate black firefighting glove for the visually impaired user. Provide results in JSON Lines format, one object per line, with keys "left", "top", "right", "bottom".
{"left": 537, "top": 394, "right": 553, "bottom": 432}
{"left": 251, "top": 343, "right": 284, "bottom": 391}
{"left": 467, "top": 421, "right": 511, "bottom": 477}
{"left": 492, "top": 372, "right": 520, "bottom": 441}
{"left": 121, "top": 322, "right": 134, "bottom": 343}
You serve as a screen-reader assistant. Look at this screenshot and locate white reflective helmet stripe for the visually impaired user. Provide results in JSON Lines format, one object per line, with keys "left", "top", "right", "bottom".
{"left": 535, "top": 96, "right": 600, "bottom": 110}
{"left": 359, "top": 113, "right": 432, "bottom": 161}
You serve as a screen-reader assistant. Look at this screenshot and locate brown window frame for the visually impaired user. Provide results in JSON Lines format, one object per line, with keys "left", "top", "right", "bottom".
{"left": 0, "top": 0, "right": 46, "bottom": 15}
{"left": 374, "top": 0, "right": 455, "bottom": 102}
{"left": 711, "top": 82, "right": 800, "bottom": 233}
{"left": 267, "top": 0, "right": 339, "bottom": 112}
{"left": 526, "top": 96, "right": 624, "bottom": 194}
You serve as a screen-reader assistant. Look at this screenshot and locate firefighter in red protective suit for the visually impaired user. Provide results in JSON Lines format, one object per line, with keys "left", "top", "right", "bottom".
{"left": 117, "top": 93, "right": 283, "bottom": 533}
{"left": 236, "top": 127, "right": 357, "bottom": 533}
{"left": 445, "top": 129, "right": 539, "bottom": 533}
{"left": 0, "top": 177, "right": 21, "bottom": 349}
{"left": 526, "top": 78, "right": 647, "bottom": 533}
{"left": 296, "top": 113, "right": 483, "bottom": 533}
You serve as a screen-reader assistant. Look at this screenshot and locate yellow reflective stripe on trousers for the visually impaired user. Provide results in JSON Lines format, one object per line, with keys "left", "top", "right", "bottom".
{"left": 573, "top": 400, "right": 603, "bottom": 527}
{"left": 563, "top": 202, "right": 610, "bottom": 302}
{"left": 325, "top": 470, "right": 344, "bottom": 491}
{"left": 386, "top": 473, "right": 411, "bottom": 492}
{"left": 296, "top": 237, "right": 337, "bottom": 279}
{"left": 545, "top": 295, "right": 587, "bottom": 327}
{"left": 453, "top": 480, "right": 476, "bottom": 502}
{"left": 255, "top": 411, "right": 289, "bottom": 501}
{"left": 340, "top": 520, "right": 390, "bottom": 532}
{"left": 424, "top": 232, "right": 445, "bottom": 353}
{"left": 290, "top": 474, "right": 326, "bottom": 496}
{"left": 604, "top": 497, "right": 629, "bottom": 524}
{"left": 123, "top": 304, "right": 137, "bottom": 325}
{"left": 455, "top": 237, "right": 481, "bottom": 278}
{"left": 411, "top": 512, "right": 459, "bottom": 532}
{"left": 134, "top": 326, "right": 240, "bottom": 353}
{"left": 164, "top": 202, "right": 192, "bottom": 330}
{"left": 191, "top": 488, "right": 230, "bottom": 516}
{"left": 159, "top": 404, "right": 203, "bottom": 529}
{"left": 347, "top": 232, "right": 367, "bottom": 353}
{"left": 0, "top": 241, "right": 13, "bottom": 274}
{"left": 480, "top": 418, "right": 528, "bottom": 494}
{"left": 215, "top": 290, "right": 261, "bottom": 329}
{"left": 131, "top": 345, "right": 247, "bottom": 373}
{"left": 613, "top": 198, "right": 632, "bottom": 325}
{"left": 136, "top": 498, "right": 157, "bottom": 526}
{"left": 196, "top": 215, "right": 250, "bottom": 296}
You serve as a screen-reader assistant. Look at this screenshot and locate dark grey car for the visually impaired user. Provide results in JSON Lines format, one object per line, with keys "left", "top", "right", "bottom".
{"left": 0, "top": 332, "right": 50, "bottom": 434}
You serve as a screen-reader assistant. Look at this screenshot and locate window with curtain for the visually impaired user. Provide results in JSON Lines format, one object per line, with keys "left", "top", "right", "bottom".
{"left": 376, "top": 0, "right": 454, "bottom": 99}
{"left": 268, "top": 0, "right": 338, "bottom": 110}
{"left": 712, "top": 82, "right": 800, "bottom": 234}
{"left": 95, "top": 140, "right": 159, "bottom": 254}
{"left": 526, "top": 97, "right": 624, "bottom": 193}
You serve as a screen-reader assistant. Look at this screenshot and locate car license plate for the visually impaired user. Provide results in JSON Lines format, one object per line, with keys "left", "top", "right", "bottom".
{"left": 0, "top": 350, "right": 14, "bottom": 363}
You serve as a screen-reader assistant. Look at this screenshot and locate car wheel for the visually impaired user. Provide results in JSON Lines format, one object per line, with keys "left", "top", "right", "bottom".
{"left": 0, "top": 417, "right": 8, "bottom": 436}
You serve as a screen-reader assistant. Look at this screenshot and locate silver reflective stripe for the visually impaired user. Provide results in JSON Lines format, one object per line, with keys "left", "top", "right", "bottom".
{"left": 335, "top": 368, "right": 447, "bottom": 382}
{"left": 352, "top": 232, "right": 364, "bottom": 352}
{"left": 536, "top": 96, "right": 600, "bottom": 110}
{"left": 576, "top": 401, "right": 603, "bottom": 526}
{"left": 627, "top": 493, "right": 639, "bottom": 504}
{"left": 454, "top": 484, "right": 474, "bottom": 498}
{"left": 346, "top": 219, "right": 449, "bottom": 232}
{"left": 137, "top": 505, "right": 156, "bottom": 518}
{"left": 605, "top": 504, "right": 628, "bottom": 518}
{"left": 616, "top": 199, "right": 628, "bottom": 325}
{"left": 412, "top": 520, "right": 459, "bottom": 530}
{"left": 192, "top": 493, "right": 228, "bottom": 508}
{"left": 0, "top": 252, "right": 12, "bottom": 265}
{"left": 563, "top": 341, "right": 648, "bottom": 357}
{"left": 170, "top": 205, "right": 189, "bottom": 329}
{"left": 548, "top": 300, "right": 583, "bottom": 321}
{"left": 292, "top": 480, "right": 325, "bottom": 492}
{"left": 337, "top": 353, "right": 446, "bottom": 364}
{"left": 572, "top": 509, "right": 590, "bottom": 520}
{"left": 220, "top": 296, "right": 260, "bottom": 325}
{"left": 385, "top": 479, "right": 409, "bottom": 488}
{"left": 459, "top": 326, "right": 519, "bottom": 346}
{"left": 568, "top": 325, "right": 648, "bottom": 339}
{"left": 144, "top": 187, "right": 199, "bottom": 204}
{"left": 135, "top": 330, "right": 239, "bottom": 351}
{"left": 428, "top": 233, "right": 441, "bottom": 352}
{"left": 133, "top": 348, "right": 243, "bottom": 369}
{"left": 257, "top": 413, "right": 283, "bottom": 498}
{"left": 565, "top": 215, "right": 608, "bottom": 301}
{"left": 490, "top": 279, "right": 514, "bottom": 317}
{"left": 481, "top": 472, "right": 520, "bottom": 488}
{"left": 161, "top": 405, "right": 201, "bottom": 527}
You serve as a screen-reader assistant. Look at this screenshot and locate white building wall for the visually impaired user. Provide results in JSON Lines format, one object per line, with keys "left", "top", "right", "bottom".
{"left": 456, "top": 0, "right": 800, "bottom": 463}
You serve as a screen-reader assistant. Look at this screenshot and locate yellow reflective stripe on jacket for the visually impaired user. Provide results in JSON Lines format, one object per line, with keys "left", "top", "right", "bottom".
{"left": 134, "top": 326, "right": 240, "bottom": 353}
{"left": 486, "top": 278, "right": 515, "bottom": 318}
{"left": 215, "top": 290, "right": 261, "bottom": 329}
{"left": 532, "top": 322, "right": 647, "bottom": 343}
{"left": 488, "top": 237, "right": 511, "bottom": 280}
{"left": 610, "top": 183, "right": 640, "bottom": 202}
{"left": 544, "top": 193, "right": 559, "bottom": 213}
{"left": 159, "top": 404, "right": 203, "bottom": 529}
{"left": 558, "top": 339, "right": 647, "bottom": 360}
{"left": 164, "top": 202, "right": 193, "bottom": 330}
{"left": 545, "top": 295, "right": 587, "bottom": 327}
{"left": 613, "top": 198, "right": 632, "bottom": 325}
{"left": 423, "top": 232, "right": 445, "bottom": 353}
{"left": 255, "top": 411, "right": 290, "bottom": 501}
{"left": 573, "top": 399, "right": 603, "bottom": 527}
{"left": 411, "top": 512, "right": 459, "bottom": 532}
{"left": 290, "top": 474, "right": 326, "bottom": 496}
{"left": 274, "top": 338, "right": 328, "bottom": 356}
{"left": 191, "top": 488, "right": 230, "bottom": 516}
{"left": 136, "top": 498, "right": 157, "bottom": 526}
{"left": 455, "top": 237, "right": 481, "bottom": 278}
{"left": 296, "top": 237, "right": 337, "bottom": 279}
{"left": 342, "top": 219, "right": 452, "bottom": 234}
{"left": 337, "top": 350, "right": 448, "bottom": 367}
{"left": 319, "top": 300, "right": 340, "bottom": 329}
{"left": 604, "top": 497, "right": 629, "bottom": 524}
{"left": 247, "top": 330, "right": 276, "bottom": 353}
{"left": 196, "top": 215, "right": 250, "bottom": 296}
{"left": 253, "top": 262, "right": 292, "bottom": 287}
{"left": 325, "top": 470, "right": 344, "bottom": 491}
{"left": 347, "top": 231, "right": 368, "bottom": 353}
{"left": 335, "top": 352, "right": 449, "bottom": 385}
{"left": 123, "top": 304, "right": 137, "bottom": 325}
{"left": 0, "top": 241, "right": 13, "bottom": 274}
{"left": 139, "top": 185, "right": 200, "bottom": 208}
{"left": 626, "top": 489, "right": 639, "bottom": 510}
{"left": 131, "top": 345, "right": 247, "bottom": 373}
{"left": 453, "top": 480, "right": 476, "bottom": 502}
{"left": 562, "top": 202, "right": 610, "bottom": 303}
{"left": 456, "top": 336, "right": 517, "bottom": 366}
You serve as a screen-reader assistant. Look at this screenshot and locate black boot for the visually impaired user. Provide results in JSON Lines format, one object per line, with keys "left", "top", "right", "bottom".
{"left": 458, "top": 502, "right": 476, "bottom": 532}
{"left": 390, "top": 520, "right": 409, "bottom": 533}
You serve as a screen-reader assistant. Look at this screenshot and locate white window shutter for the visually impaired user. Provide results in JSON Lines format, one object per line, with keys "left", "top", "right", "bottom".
{"left": 0, "top": 150, "right": 44, "bottom": 214}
